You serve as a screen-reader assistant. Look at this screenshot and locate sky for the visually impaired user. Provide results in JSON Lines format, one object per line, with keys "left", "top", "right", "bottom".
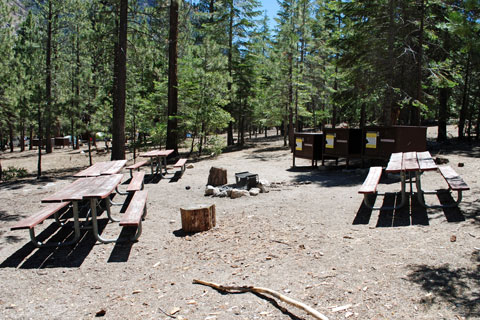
{"left": 259, "top": 0, "right": 280, "bottom": 27}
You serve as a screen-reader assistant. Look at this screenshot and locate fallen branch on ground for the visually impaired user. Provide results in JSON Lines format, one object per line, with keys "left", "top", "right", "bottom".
{"left": 192, "top": 279, "right": 329, "bottom": 320}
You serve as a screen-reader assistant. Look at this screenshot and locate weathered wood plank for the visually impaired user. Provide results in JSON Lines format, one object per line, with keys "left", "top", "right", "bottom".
{"left": 359, "top": 166, "right": 383, "bottom": 194}
{"left": 385, "top": 152, "right": 403, "bottom": 172}
{"left": 126, "top": 160, "right": 148, "bottom": 171}
{"left": 417, "top": 151, "right": 437, "bottom": 171}
{"left": 403, "top": 152, "right": 419, "bottom": 171}
{"left": 127, "top": 171, "right": 145, "bottom": 192}
{"left": 438, "top": 166, "right": 470, "bottom": 191}
{"left": 11, "top": 202, "right": 70, "bottom": 230}
{"left": 120, "top": 190, "right": 148, "bottom": 226}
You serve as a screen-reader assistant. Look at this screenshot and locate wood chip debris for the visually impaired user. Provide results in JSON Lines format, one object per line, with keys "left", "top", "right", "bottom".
{"left": 170, "top": 307, "right": 181, "bottom": 315}
{"left": 331, "top": 304, "right": 352, "bottom": 312}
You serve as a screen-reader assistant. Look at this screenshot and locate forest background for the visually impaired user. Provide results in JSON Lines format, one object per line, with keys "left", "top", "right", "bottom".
{"left": 0, "top": 0, "right": 479, "bottom": 177}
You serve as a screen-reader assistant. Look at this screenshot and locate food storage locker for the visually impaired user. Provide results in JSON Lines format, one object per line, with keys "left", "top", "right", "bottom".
{"left": 322, "top": 128, "right": 363, "bottom": 166}
{"left": 363, "top": 126, "right": 427, "bottom": 159}
{"left": 293, "top": 132, "right": 324, "bottom": 167}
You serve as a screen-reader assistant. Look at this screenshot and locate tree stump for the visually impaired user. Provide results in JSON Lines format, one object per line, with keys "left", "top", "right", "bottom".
{"left": 180, "top": 204, "right": 216, "bottom": 233}
{"left": 207, "top": 167, "right": 227, "bottom": 186}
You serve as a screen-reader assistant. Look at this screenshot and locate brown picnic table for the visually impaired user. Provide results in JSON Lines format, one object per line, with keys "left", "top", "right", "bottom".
{"left": 74, "top": 160, "right": 127, "bottom": 177}
{"left": 359, "top": 151, "right": 469, "bottom": 210}
{"left": 41, "top": 174, "right": 126, "bottom": 244}
{"left": 140, "top": 149, "right": 174, "bottom": 177}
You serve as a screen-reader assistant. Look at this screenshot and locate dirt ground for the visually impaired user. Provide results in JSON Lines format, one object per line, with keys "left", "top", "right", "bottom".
{"left": 0, "top": 126, "right": 479, "bottom": 320}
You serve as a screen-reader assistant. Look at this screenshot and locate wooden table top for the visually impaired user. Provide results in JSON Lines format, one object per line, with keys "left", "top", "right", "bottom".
{"left": 42, "top": 174, "right": 124, "bottom": 202}
{"left": 74, "top": 160, "right": 127, "bottom": 177}
{"left": 140, "top": 149, "right": 174, "bottom": 157}
{"left": 385, "top": 151, "right": 437, "bottom": 173}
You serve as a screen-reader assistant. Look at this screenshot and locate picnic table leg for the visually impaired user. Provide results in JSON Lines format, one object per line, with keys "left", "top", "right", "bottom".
{"left": 104, "top": 198, "right": 120, "bottom": 222}
{"left": 162, "top": 156, "right": 169, "bottom": 175}
{"left": 362, "top": 172, "right": 407, "bottom": 210}
{"left": 29, "top": 201, "right": 81, "bottom": 248}
{"left": 415, "top": 172, "right": 463, "bottom": 208}
{"left": 90, "top": 198, "right": 118, "bottom": 244}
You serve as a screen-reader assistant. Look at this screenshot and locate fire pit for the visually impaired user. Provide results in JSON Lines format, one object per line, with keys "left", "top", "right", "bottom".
{"left": 235, "top": 172, "right": 259, "bottom": 189}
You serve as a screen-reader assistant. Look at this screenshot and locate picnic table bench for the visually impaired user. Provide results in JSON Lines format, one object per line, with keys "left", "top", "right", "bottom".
{"left": 125, "top": 160, "right": 149, "bottom": 177}
{"left": 119, "top": 190, "right": 148, "bottom": 241}
{"left": 173, "top": 158, "right": 188, "bottom": 174}
{"left": 10, "top": 202, "right": 72, "bottom": 247}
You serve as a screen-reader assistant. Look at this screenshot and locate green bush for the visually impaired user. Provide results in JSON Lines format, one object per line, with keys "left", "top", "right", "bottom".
{"left": 203, "top": 136, "right": 224, "bottom": 157}
{"left": 2, "top": 166, "right": 28, "bottom": 181}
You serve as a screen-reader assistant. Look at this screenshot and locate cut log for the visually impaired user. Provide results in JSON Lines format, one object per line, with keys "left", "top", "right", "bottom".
{"left": 180, "top": 204, "right": 216, "bottom": 233}
{"left": 207, "top": 167, "right": 227, "bottom": 186}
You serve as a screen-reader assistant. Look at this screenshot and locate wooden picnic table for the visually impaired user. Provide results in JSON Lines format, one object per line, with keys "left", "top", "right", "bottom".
{"left": 360, "top": 151, "right": 469, "bottom": 210}
{"left": 42, "top": 174, "right": 125, "bottom": 244}
{"left": 74, "top": 160, "right": 127, "bottom": 177}
{"left": 139, "top": 149, "right": 174, "bottom": 177}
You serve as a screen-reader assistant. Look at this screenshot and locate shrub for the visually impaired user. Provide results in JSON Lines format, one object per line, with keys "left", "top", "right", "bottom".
{"left": 2, "top": 166, "right": 28, "bottom": 181}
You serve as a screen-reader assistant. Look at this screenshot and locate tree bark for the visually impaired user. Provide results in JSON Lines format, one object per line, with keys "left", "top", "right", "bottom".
{"left": 8, "top": 121, "right": 14, "bottom": 152}
{"left": 383, "top": 0, "right": 396, "bottom": 126}
{"left": 437, "top": 87, "right": 449, "bottom": 141}
{"left": 288, "top": 52, "right": 294, "bottom": 150}
{"left": 166, "top": 0, "right": 179, "bottom": 155}
{"left": 437, "top": 30, "right": 450, "bottom": 142}
{"left": 458, "top": 53, "right": 470, "bottom": 140}
{"left": 180, "top": 204, "right": 216, "bottom": 233}
{"left": 207, "top": 167, "right": 227, "bottom": 186}
{"left": 226, "top": 0, "right": 235, "bottom": 146}
{"left": 37, "top": 102, "right": 42, "bottom": 178}
{"left": 44, "top": 0, "right": 53, "bottom": 154}
{"left": 111, "top": 0, "right": 128, "bottom": 160}
{"left": 411, "top": 0, "right": 424, "bottom": 126}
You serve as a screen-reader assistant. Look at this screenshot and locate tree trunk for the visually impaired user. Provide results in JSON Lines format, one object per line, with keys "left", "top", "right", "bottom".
{"left": 111, "top": 0, "right": 128, "bottom": 160}
{"left": 44, "top": 0, "right": 53, "bottom": 154}
{"left": 207, "top": 167, "right": 227, "bottom": 186}
{"left": 288, "top": 52, "right": 294, "bottom": 150}
{"left": 459, "top": 53, "right": 471, "bottom": 140}
{"left": 73, "top": 25, "right": 80, "bottom": 150}
{"left": 383, "top": 0, "right": 396, "bottom": 126}
{"left": 37, "top": 102, "right": 42, "bottom": 178}
{"left": 411, "top": 0, "right": 424, "bottom": 126}
{"left": 437, "top": 87, "right": 449, "bottom": 141}
{"left": 467, "top": 94, "right": 476, "bottom": 140}
{"left": 20, "top": 123, "right": 25, "bottom": 152}
{"left": 476, "top": 89, "right": 480, "bottom": 140}
{"left": 180, "top": 204, "right": 216, "bottom": 233}
{"left": 8, "top": 121, "right": 14, "bottom": 152}
{"left": 360, "top": 103, "right": 366, "bottom": 129}
{"left": 226, "top": 0, "right": 234, "bottom": 146}
{"left": 29, "top": 125, "right": 33, "bottom": 150}
{"left": 87, "top": 131, "right": 92, "bottom": 166}
{"left": 166, "top": 0, "right": 179, "bottom": 155}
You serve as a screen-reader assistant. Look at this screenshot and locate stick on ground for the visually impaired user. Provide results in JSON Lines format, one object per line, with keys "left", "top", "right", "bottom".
{"left": 193, "top": 279, "right": 329, "bottom": 320}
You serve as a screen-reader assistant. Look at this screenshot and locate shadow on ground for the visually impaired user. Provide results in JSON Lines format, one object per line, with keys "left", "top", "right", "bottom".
{"left": 0, "top": 219, "right": 106, "bottom": 269}
{"left": 286, "top": 166, "right": 402, "bottom": 189}
{"left": 407, "top": 251, "right": 480, "bottom": 318}
{"left": 1, "top": 204, "right": 136, "bottom": 268}
{"left": 353, "top": 191, "right": 466, "bottom": 227}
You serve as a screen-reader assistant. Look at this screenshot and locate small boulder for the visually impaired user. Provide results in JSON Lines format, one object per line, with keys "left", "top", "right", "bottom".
{"left": 230, "top": 189, "right": 249, "bottom": 199}
{"left": 187, "top": 164, "right": 195, "bottom": 169}
{"left": 249, "top": 188, "right": 260, "bottom": 196}
{"left": 205, "top": 185, "right": 218, "bottom": 196}
{"left": 212, "top": 188, "right": 224, "bottom": 197}
{"left": 216, "top": 191, "right": 228, "bottom": 198}
{"left": 257, "top": 179, "right": 270, "bottom": 193}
